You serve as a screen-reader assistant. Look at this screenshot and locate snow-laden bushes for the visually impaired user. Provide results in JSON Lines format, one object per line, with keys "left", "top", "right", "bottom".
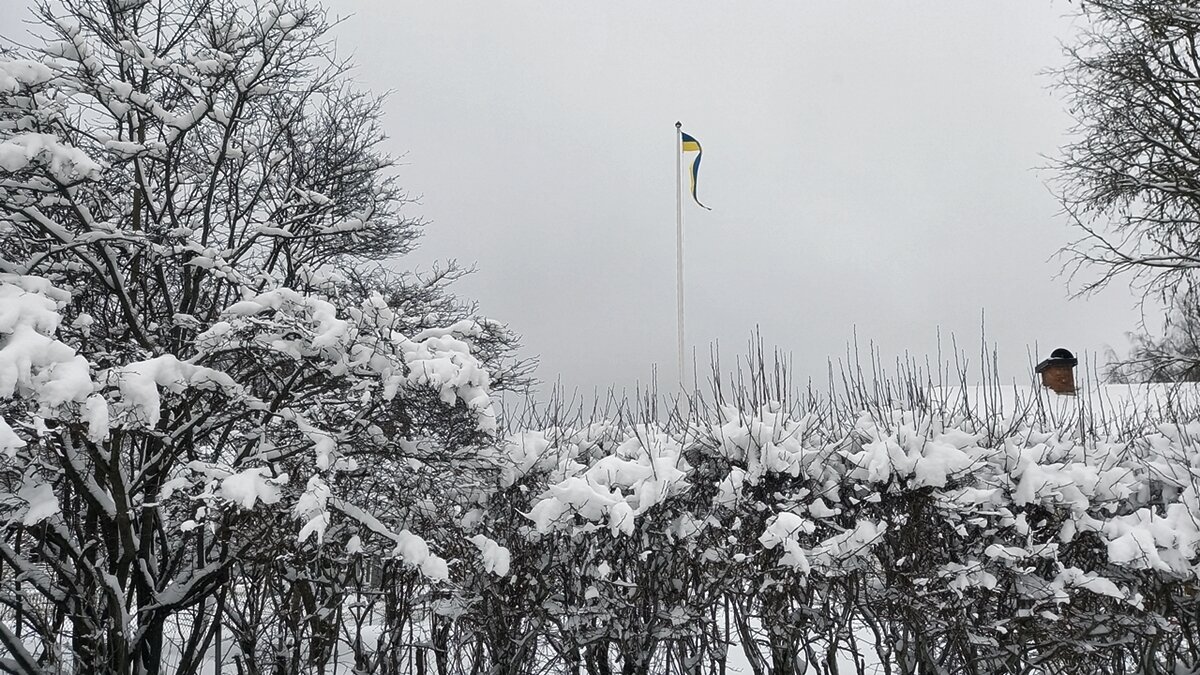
{"left": 516, "top": 404, "right": 1199, "bottom": 589}
{"left": 449, "top": 396, "right": 1200, "bottom": 674}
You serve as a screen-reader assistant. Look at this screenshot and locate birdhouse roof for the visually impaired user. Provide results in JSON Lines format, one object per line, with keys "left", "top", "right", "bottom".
{"left": 1035, "top": 348, "right": 1078, "bottom": 373}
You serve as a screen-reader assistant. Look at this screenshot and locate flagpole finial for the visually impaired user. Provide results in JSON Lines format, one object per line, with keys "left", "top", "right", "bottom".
{"left": 675, "top": 121, "right": 682, "bottom": 129}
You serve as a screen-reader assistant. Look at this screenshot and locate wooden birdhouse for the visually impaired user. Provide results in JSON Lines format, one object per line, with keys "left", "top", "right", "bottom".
{"left": 1035, "top": 348, "right": 1078, "bottom": 395}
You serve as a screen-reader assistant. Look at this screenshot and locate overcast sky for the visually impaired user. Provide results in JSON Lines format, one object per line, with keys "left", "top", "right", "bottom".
{"left": 2, "top": 1, "right": 1146, "bottom": 397}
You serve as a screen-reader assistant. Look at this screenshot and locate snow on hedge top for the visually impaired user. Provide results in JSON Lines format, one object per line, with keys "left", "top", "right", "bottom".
{"left": 499, "top": 427, "right": 616, "bottom": 487}
{"left": 524, "top": 425, "right": 690, "bottom": 536}
{"left": 519, "top": 399, "right": 1200, "bottom": 594}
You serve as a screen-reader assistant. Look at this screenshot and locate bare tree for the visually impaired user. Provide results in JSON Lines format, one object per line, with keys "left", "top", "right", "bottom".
{"left": 1056, "top": 1, "right": 1200, "bottom": 297}
{"left": 1052, "top": 0, "right": 1200, "bottom": 383}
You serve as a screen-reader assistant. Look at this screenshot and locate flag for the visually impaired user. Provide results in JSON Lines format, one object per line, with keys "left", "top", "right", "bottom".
{"left": 680, "top": 131, "right": 711, "bottom": 210}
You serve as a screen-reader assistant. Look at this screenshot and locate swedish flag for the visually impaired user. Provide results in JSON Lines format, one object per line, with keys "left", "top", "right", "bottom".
{"left": 680, "top": 131, "right": 711, "bottom": 210}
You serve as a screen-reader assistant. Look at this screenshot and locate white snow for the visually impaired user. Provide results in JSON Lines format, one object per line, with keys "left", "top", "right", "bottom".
{"left": 0, "top": 133, "right": 102, "bottom": 181}
{"left": 17, "top": 481, "right": 60, "bottom": 525}
{"left": 467, "top": 534, "right": 511, "bottom": 577}
{"left": 759, "top": 512, "right": 818, "bottom": 571}
{"left": 82, "top": 393, "right": 109, "bottom": 442}
{"left": 0, "top": 278, "right": 66, "bottom": 334}
{"left": 0, "top": 278, "right": 95, "bottom": 407}
{"left": 1054, "top": 566, "right": 1128, "bottom": 602}
{"left": 0, "top": 59, "right": 53, "bottom": 92}
{"left": 111, "top": 355, "right": 238, "bottom": 428}
{"left": 294, "top": 475, "right": 332, "bottom": 543}
{"left": 0, "top": 416, "right": 25, "bottom": 458}
{"left": 220, "top": 468, "right": 287, "bottom": 509}
{"left": 392, "top": 530, "right": 449, "bottom": 581}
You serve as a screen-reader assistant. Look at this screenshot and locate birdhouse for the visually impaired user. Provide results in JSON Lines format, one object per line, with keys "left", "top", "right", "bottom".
{"left": 1035, "top": 348, "right": 1078, "bottom": 395}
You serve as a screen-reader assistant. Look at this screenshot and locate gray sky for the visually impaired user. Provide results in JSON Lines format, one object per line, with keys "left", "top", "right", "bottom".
{"left": 326, "top": 1, "right": 1140, "bottom": 394}
{"left": 2, "top": 1, "right": 1146, "bottom": 396}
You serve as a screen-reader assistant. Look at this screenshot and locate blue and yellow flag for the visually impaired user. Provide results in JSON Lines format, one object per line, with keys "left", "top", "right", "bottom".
{"left": 680, "top": 131, "right": 711, "bottom": 210}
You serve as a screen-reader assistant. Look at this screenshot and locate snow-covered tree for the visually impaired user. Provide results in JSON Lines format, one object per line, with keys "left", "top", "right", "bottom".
{"left": 0, "top": 0, "right": 518, "bottom": 672}
{"left": 1055, "top": 1, "right": 1200, "bottom": 298}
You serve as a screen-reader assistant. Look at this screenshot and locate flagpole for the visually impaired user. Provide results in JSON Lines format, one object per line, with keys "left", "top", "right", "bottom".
{"left": 675, "top": 121, "right": 685, "bottom": 391}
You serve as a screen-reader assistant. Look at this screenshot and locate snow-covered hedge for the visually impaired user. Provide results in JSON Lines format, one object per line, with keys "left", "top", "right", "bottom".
{"left": 458, "top": 397, "right": 1200, "bottom": 673}
{"left": 518, "top": 405, "right": 1200, "bottom": 588}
